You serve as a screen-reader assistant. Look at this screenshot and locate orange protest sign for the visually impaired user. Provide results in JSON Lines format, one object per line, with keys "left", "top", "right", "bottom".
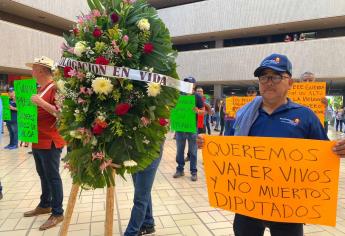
{"left": 226, "top": 96, "right": 254, "bottom": 117}
{"left": 202, "top": 136, "right": 340, "bottom": 226}
{"left": 225, "top": 82, "right": 326, "bottom": 124}
{"left": 288, "top": 82, "right": 326, "bottom": 125}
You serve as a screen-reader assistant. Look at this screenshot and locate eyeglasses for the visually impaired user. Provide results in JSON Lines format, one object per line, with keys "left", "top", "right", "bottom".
{"left": 258, "top": 74, "right": 290, "bottom": 84}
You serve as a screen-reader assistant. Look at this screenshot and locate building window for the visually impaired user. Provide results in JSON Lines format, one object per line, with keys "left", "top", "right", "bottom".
{"left": 173, "top": 41, "right": 215, "bottom": 52}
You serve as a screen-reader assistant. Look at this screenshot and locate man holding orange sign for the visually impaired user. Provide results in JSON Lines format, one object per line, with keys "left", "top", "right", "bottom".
{"left": 198, "top": 53, "right": 345, "bottom": 236}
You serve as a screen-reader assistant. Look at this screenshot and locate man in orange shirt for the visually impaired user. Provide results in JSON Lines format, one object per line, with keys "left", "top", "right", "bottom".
{"left": 23, "top": 56, "right": 65, "bottom": 230}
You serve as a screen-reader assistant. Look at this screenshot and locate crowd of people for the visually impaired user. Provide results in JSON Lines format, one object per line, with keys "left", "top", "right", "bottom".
{"left": 284, "top": 33, "right": 307, "bottom": 42}
{"left": 1, "top": 53, "right": 345, "bottom": 236}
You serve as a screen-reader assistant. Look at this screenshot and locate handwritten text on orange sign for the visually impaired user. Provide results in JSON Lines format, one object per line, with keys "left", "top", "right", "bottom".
{"left": 202, "top": 136, "right": 339, "bottom": 226}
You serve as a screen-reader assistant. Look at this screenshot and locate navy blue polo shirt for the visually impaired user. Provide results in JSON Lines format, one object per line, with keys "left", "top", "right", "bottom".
{"left": 248, "top": 100, "right": 328, "bottom": 140}
{"left": 10, "top": 99, "right": 17, "bottom": 122}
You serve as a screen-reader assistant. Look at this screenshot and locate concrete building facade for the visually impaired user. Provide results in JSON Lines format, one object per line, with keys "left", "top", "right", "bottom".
{"left": 1, "top": 0, "right": 345, "bottom": 98}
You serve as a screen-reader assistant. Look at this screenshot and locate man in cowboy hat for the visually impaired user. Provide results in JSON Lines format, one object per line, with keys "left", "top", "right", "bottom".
{"left": 24, "top": 56, "right": 65, "bottom": 230}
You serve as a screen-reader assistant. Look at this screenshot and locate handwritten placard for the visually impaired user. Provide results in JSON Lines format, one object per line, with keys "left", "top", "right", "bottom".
{"left": 202, "top": 135, "right": 340, "bottom": 226}
{"left": 226, "top": 82, "right": 326, "bottom": 124}
{"left": 0, "top": 95, "right": 11, "bottom": 121}
{"left": 170, "top": 95, "right": 196, "bottom": 133}
{"left": 14, "top": 79, "right": 38, "bottom": 143}
{"left": 226, "top": 97, "right": 254, "bottom": 117}
{"left": 288, "top": 82, "right": 326, "bottom": 125}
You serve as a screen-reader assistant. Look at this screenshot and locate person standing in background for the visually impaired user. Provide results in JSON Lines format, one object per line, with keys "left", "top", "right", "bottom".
{"left": 219, "top": 99, "right": 225, "bottom": 135}
{"left": 335, "top": 108, "right": 343, "bottom": 132}
{"left": 246, "top": 86, "right": 258, "bottom": 97}
{"left": 4, "top": 87, "right": 18, "bottom": 150}
{"left": 214, "top": 99, "right": 221, "bottom": 131}
{"left": 195, "top": 87, "right": 211, "bottom": 135}
{"left": 300, "top": 71, "right": 331, "bottom": 134}
{"left": 174, "top": 77, "right": 204, "bottom": 182}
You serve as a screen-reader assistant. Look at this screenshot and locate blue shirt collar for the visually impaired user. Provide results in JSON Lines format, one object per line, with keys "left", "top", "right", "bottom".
{"left": 260, "top": 98, "right": 302, "bottom": 115}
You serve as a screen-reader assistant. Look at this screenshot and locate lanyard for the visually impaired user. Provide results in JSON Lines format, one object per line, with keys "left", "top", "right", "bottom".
{"left": 39, "top": 83, "right": 54, "bottom": 98}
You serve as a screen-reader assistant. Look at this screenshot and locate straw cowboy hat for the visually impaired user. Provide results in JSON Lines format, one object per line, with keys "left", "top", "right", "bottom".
{"left": 25, "top": 56, "right": 54, "bottom": 69}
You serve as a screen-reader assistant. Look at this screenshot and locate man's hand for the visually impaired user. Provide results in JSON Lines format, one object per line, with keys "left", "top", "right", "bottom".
{"left": 31, "top": 94, "right": 44, "bottom": 107}
{"left": 197, "top": 134, "right": 205, "bottom": 149}
{"left": 9, "top": 105, "right": 16, "bottom": 110}
{"left": 321, "top": 97, "right": 328, "bottom": 106}
{"left": 333, "top": 139, "right": 345, "bottom": 158}
{"left": 31, "top": 94, "right": 58, "bottom": 117}
{"left": 193, "top": 107, "right": 205, "bottom": 114}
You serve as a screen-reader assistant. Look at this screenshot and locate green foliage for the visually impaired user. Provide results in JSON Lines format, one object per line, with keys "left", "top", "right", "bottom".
{"left": 56, "top": 0, "right": 179, "bottom": 189}
{"left": 333, "top": 96, "right": 343, "bottom": 109}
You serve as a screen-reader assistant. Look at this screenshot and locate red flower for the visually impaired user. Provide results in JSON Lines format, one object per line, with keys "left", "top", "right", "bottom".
{"left": 115, "top": 103, "right": 130, "bottom": 116}
{"left": 95, "top": 56, "right": 109, "bottom": 65}
{"left": 73, "top": 28, "right": 79, "bottom": 36}
{"left": 159, "top": 118, "right": 168, "bottom": 126}
{"left": 92, "top": 123, "right": 105, "bottom": 135}
{"left": 93, "top": 27, "right": 102, "bottom": 38}
{"left": 110, "top": 13, "right": 120, "bottom": 24}
{"left": 64, "top": 66, "right": 73, "bottom": 78}
{"left": 143, "top": 43, "right": 154, "bottom": 54}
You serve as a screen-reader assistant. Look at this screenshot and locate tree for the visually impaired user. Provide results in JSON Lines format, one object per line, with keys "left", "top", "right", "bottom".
{"left": 333, "top": 96, "right": 343, "bottom": 109}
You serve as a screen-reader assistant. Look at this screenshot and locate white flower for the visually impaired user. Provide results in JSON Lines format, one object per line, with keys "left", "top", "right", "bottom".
{"left": 86, "top": 72, "right": 93, "bottom": 78}
{"left": 91, "top": 137, "right": 98, "bottom": 146}
{"left": 74, "top": 109, "right": 80, "bottom": 114}
{"left": 92, "top": 77, "right": 114, "bottom": 95}
{"left": 74, "top": 41, "right": 87, "bottom": 57}
{"left": 143, "top": 139, "right": 150, "bottom": 145}
{"left": 123, "top": 160, "right": 138, "bottom": 167}
{"left": 96, "top": 111, "right": 107, "bottom": 121}
{"left": 56, "top": 80, "right": 66, "bottom": 93}
{"left": 69, "top": 130, "right": 82, "bottom": 139}
{"left": 146, "top": 83, "right": 161, "bottom": 97}
{"left": 97, "top": 115, "right": 106, "bottom": 121}
{"left": 70, "top": 131, "right": 76, "bottom": 137}
{"left": 137, "top": 19, "right": 150, "bottom": 31}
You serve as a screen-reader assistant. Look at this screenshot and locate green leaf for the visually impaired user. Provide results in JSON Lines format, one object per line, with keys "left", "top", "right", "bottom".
{"left": 92, "top": 0, "right": 105, "bottom": 11}
{"left": 87, "top": 0, "right": 97, "bottom": 10}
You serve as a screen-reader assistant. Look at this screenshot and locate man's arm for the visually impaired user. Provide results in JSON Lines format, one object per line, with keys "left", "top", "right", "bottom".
{"left": 31, "top": 95, "right": 59, "bottom": 117}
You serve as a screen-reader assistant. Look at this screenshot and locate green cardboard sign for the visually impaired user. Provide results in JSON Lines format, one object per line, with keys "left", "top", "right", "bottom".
{"left": 14, "top": 79, "right": 38, "bottom": 143}
{"left": 0, "top": 95, "right": 11, "bottom": 121}
{"left": 170, "top": 95, "right": 196, "bottom": 133}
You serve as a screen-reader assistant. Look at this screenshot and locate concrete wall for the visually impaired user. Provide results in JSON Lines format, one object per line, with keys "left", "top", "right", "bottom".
{"left": 176, "top": 37, "right": 345, "bottom": 82}
{"left": 158, "top": 0, "right": 345, "bottom": 38}
{"left": 8, "top": 0, "right": 89, "bottom": 22}
{"left": 0, "top": 20, "right": 62, "bottom": 73}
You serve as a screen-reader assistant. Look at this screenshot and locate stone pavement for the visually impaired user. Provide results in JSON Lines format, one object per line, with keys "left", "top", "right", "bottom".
{"left": 0, "top": 129, "right": 345, "bottom": 236}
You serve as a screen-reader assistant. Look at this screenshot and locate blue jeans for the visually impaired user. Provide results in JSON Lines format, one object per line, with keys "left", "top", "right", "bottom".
{"left": 224, "top": 119, "right": 235, "bottom": 136}
{"left": 124, "top": 145, "right": 163, "bottom": 236}
{"left": 32, "top": 143, "right": 63, "bottom": 216}
{"left": 214, "top": 112, "right": 220, "bottom": 129}
{"left": 233, "top": 214, "right": 303, "bottom": 236}
{"left": 175, "top": 132, "right": 197, "bottom": 174}
{"left": 204, "top": 115, "right": 211, "bottom": 135}
{"left": 6, "top": 121, "right": 18, "bottom": 147}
